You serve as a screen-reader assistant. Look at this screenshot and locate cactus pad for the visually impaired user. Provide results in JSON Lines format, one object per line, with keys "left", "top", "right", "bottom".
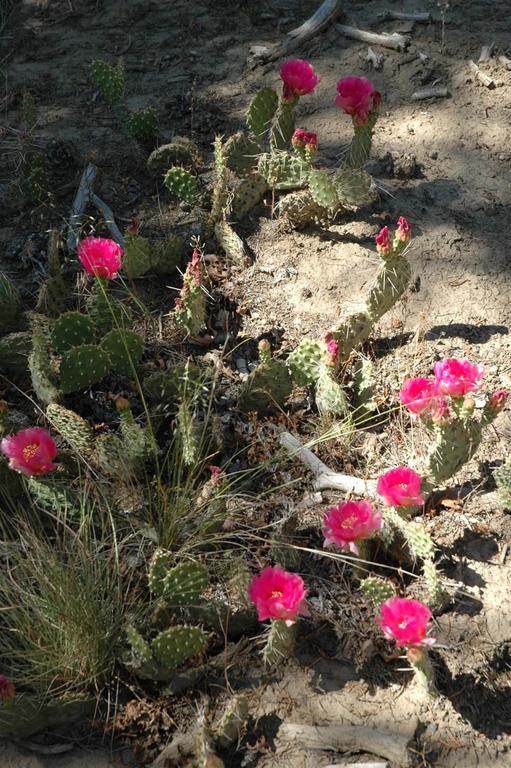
{"left": 128, "top": 107, "right": 158, "bottom": 142}
{"left": 151, "top": 625, "right": 207, "bottom": 670}
{"left": 46, "top": 403, "right": 94, "bottom": 455}
{"left": 160, "top": 561, "right": 210, "bottom": 605}
{"left": 164, "top": 167, "right": 198, "bottom": 206}
{"left": 126, "top": 625, "right": 152, "bottom": 666}
{"left": 270, "top": 100, "right": 296, "bottom": 151}
{"left": 238, "top": 359, "right": 292, "bottom": 415}
{"left": 315, "top": 367, "right": 348, "bottom": 418}
{"left": 230, "top": 172, "right": 269, "bottom": 221}
{"left": 223, "top": 131, "right": 259, "bottom": 175}
{"left": 150, "top": 236, "right": 184, "bottom": 274}
{"left": 101, "top": 329, "right": 144, "bottom": 376}
{"left": 287, "top": 339, "right": 324, "bottom": 386}
{"left": 90, "top": 58, "right": 125, "bottom": 106}
{"left": 246, "top": 88, "right": 279, "bottom": 141}
{"left": 123, "top": 234, "right": 152, "bottom": 279}
{"left": 29, "top": 331, "right": 61, "bottom": 405}
{"left": 334, "top": 168, "right": 374, "bottom": 207}
{"left": 308, "top": 170, "right": 339, "bottom": 210}
{"left": 495, "top": 456, "right": 511, "bottom": 507}
{"left": 360, "top": 576, "right": 396, "bottom": 605}
{"left": 51, "top": 312, "right": 96, "bottom": 354}
{"left": 258, "top": 152, "right": 308, "bottom": 190}
{"left": 60, "top": 344, "right": 111, "bottom": 393}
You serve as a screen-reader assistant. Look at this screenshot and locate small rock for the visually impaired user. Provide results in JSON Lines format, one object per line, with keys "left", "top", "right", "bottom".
{"left": 302, "top": 287, "right": 312, "bottom": 298}
{"left": 430, "top": 150, "right": 438, "bottom": 160}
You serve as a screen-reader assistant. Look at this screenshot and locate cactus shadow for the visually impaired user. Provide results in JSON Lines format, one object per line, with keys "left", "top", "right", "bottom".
{"left": 424, "top": 323, "right": 508, "bottom": 343}
{"left": 449, "top": 528, "right": 499, "bottom": 563}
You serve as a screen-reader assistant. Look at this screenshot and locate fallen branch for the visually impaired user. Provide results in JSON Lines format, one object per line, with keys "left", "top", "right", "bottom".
{"left": 279, "top": 723, "right": 414, "bottom": 767}
{"left": 324, "top": 763, "right": 389, "bottom": 768}
{"left": 280, "top": 432, "right": 377, "bottom": 496}
{"left": 91, "top": 193, "right": 125, "bottom": 248}
{"left": 498, "top": 55, "right": 511, "bottom": 70}
{"left": 367, "top": 47, "right": 384, "bottom": 70}
{"left": 468, "top": 59, "right": 496, "bottom": 88}
{"left": 252, "top": 0, "right": 341, "bottom": 63}
{"left": 380, "top": 10, "right": 432, "bottom": 22}
{"left": 478, "top": 42, "right": 495, "bottom": 62}
{"left": 67, "top": 163, "right": 97, "bottom": 251}
{"left": 411, "top": 85, "right": 449, "bottom": 100}
{"left": 336, "top": 24, "right": 410, "bottom": 51}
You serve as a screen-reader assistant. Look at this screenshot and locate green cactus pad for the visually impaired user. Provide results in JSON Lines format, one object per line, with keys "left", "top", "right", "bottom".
{"left": 29, "top": 331, "right": 61, "bottom": 405}
{"left": 126, "top": 625, "right": 152, "bottom": 666}
{"left": 151, "top": 625, "right": 208, "bottom": 671}
{"left": 315, "top": 367, "right": 348, "bottom": 418}
{"left": 0, "top": 331, "right": 31, "bottom": 383}
{"left": 85, "top": 291, "right": 132, "bottom": 333}
{"left": 164, "top": 167, "right": 198, "bottom": 206}
{"left": 423, "top": 558, "right": 447, "bottom": 609}
{"left": 403, "top": 521, "right": 435, "bottom": 560}
{"left": 223, "top": 131, "right": 260, "bottom": 175}
{"left": 352, "top": 357, "right": 378, "bottom": 420}
{"left": 495, "top": 456, "right": 511, "bottom": 506}
{"left": 162, "top": 562, "right": 209, "bottom": 606}
{"left": 60, "top": 344, "right": 111, "bottom": 393}
{"left": 230, "top": 172, "right": 269, "bottom": 221}
{"left": 148, "top": 549, "right": 174, "bottom": 597}
{"left": 214, "top": 221, "right": 248, "bottom": 266}
{"left": 46, "top": 403, "right": 94, "bottom": 455}
{"left": 258, "top": 152, "right": 309, "bottom": 190}
{"left": 263, "top": 619, "right": 295, "bottom": 666}
{"left": 270, "top": 100, "right": 296, "bottom": 151}
{"left": 345, "top": 110, "right": 379, "bottom": 170}
{"left": 287, "top": 339, "right": 324, "bottom": 386}
{"left": 278, "top": 189, "right": 333, "bottom": 228}
{"left": 308, "top": 170, "right": 339, "bottom": 210}
{"left": 123, "top": 234, "right": 152, "bottom": 279}
{"left": 51, "top": 312, "right": 96, "bottom": 354}
{"left": 128, "top": 107, "right": 158, "bottom": 142}
{"left": 0, "top": 273, "right": 23, "bottom": 335}
{"left": 360, "top": 576, "right": 396, "bottom": 605}
{"left": 150, "top": 235, "right": 184, "bottom": 274}
{"left": 334, "top": 168, "right": 374, "bottom": 207}
{"left": 427, "top": 419, "right": 482, "bottom": 486}
{"left": 90, "top": 58, "right": 125, "bottom": 106}
{"left": 26, "top": 477, "right": 78, "bottom": 515}
{"left": 100, "top": 329, "right": 144, "bottom": 376}
{"left": 246, "top": 88, "right": 279, "bottom": 141}
{"left": 238, "top": 359, "right": 292, "bottom": 416}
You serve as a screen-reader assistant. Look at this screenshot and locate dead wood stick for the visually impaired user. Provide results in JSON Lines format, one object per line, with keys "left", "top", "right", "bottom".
{"left": 280, "top": 432, "right": 377, "bottom": 496}
{"left": 336, "top": 24, "right": 410, "bottom": 51}
{"left": 279, "top": 723, "right": 413, "bottom": 767}
{"left": 468, "top": 60, "right": 496, "bottom": 88}
{"left": 324, "top": 763, "right": 389, "bottom": 768}
{"left": 367, "top": 46, "right": 384, "bottom": 70}
{"left": 255, "top": 0, "right": 341, "bottom": 62}
{"left": 498, "top": 55, "right": 511, "bottom": 70}
{"left": 412, "top": 85, "right": 449, "bottom": 100}
{"left": 67, "top": 163, "right": 97, "bottom": 251}
{"left": 91, "top": 193, "right": 125, "bottom": 248}
{"left": 478, "top": 42, "right": 495, "bottom": 62}
{"left": 381, "top": 10, "right": 432, "bottom": 22}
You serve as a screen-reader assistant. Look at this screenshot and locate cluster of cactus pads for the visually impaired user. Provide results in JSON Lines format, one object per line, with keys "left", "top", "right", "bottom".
{"left": 125, "top": 551, "right": 209, "bottom": 680}
{"left": 90, "top": 58, "right": 158, "bottom": 142}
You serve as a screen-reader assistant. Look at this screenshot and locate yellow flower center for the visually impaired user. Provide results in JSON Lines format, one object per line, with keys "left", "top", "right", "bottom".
{"left": 22, "top": 443, "right": 39, "bottom": 460}
{"left": 271, "top": 590, "right": 283, "bottom": 598}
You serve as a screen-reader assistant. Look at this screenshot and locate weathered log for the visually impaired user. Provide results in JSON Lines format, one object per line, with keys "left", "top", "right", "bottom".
{"left": 468, "top": 60, "right": 496, "bottom": 88}
{"left": 412, "top": 86, "right": 449, "bottom": 100}
{"left": 336, "top": 24, "right": 410, "bottom": 51}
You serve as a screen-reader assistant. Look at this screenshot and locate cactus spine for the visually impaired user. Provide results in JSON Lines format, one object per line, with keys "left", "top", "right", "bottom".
{"left": 262, "top": 620, "right": 296, "bottom": 666}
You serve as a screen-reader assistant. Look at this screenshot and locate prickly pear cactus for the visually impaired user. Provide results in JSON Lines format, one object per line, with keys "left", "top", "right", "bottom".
{"left": 427, "top": 419, "right": 483, "bottom": 487}
{"left": 278, "top": 189, "right": 333, "bottom": 228}
{"left": 85, "top": 290, "right": 132, "bottom": 333}
{"left": 238, "top": 357, "right": 292, "bottom": 416}
{"left": 308, "top": 169, "right": 339, "bottom": 210}
{"left": 345, "top": 110, "right": 379, "bottom": 170}
{"left": 210, "top": 135, "right": 229, "bottom": 225}
{"left": 26, "top": 477, "right": 78, "bottom": 515}
{"left": 149, "top": 552, "right": 209, "bottom": 604}
{"left": 352, "top": 357, "right": 378, "bottom": 421}
{"left": 177, "top": 396, "right": 201, "bottom": 466}
{"left": 214, "top": 221, "right": 248, "bottom": 266}
{"left": 258, "top": 152, "right": 309, "bottom": 191}
{"left": 123, "top": 234, "right": 152, "bottom": 278}
{"left": 334, "top": 168, "right": 375, "bottom": 208}
{"left": 59, "top": 344, "right": 111, "bottom": 394}
{"left": 126, "top": 625, "right": 152, "bottom": 667}
{"left": 287, "top": 339, "right": 325, "bottom": 386}
{"left": 174, "top": 250, "right": 207, "bottom": 336}
{"left": 101, "top": 329, "right": 144, "bottom": 376}
{"left": 51, "top": 312, "right": 96, "bottom": 354}
{"left": 0, "top": 332, "right": 31, "bottom": 383}
{"left": 270, "top": 99, "right": 296, "bottom": 151}
{"left": 151, "top": 625, "right": 208, "bottom": 670}
{"left": 246, "top": 88, "right": 279, "bottom": 141}
{"left": 495, "top": 456, "right": 511, "bottom": 507}
{"left": 0, "top": 273, "right": 22, "bottom": 335}
{"left": 315, "top": 366, "right": 348, "bottom": 418}
{"left": 263, "top": 620, "right": 296, "bottom": 666}
{"left": 90, "top": 58, "right": 125, "bottom": 106}
{"left": 223, "top": 131, "right": 259, "bottom": 176}
{"left": 128, "top": 107, "right": 158, "bottom": 142}
{"left": 150, "top": 236, "right": 184, "bottom": 275}
{"left": 360, "top": 576, "right": 396, "bottom": 605}
{"left": 46, "top": 403, "right": 94, "bottom": 456}
{"left": 164, "top": 167, "right": 198, "bottom": 206}
{"left": 29, "top": 330, "right": 61, "bottom": 405}
{"left": 229, "top": 173, "right": 269, "bottom": 221}
{"left": 36, "top": 230, "right": 67, "bottom": 317}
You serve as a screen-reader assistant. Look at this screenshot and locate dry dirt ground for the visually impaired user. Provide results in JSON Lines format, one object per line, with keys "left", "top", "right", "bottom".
{"left": 2, "top": 0, "right": 511, "bottom": 766}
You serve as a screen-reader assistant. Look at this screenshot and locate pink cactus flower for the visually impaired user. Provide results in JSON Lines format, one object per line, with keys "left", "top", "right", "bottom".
{"left": 323, "top": 499, "right": 383, "bottom": 555}
{"left": 395, "top": 216, "right": 412, "bottom": 242}
{"left": 208, "top": 465, "right": 224, "bottom": 483}
{"left": 325, "top": 338, "right": 340, "bottom": 366}
{"left": 248, "top": 566, "right": 309, "bottom": 626}
{"left": 377, "top": 467, "right": 424, "bottom": 507}
{"left": 1, "top": 427, "right": 58, "bottom": 477}
{"left": 375, "top": 226, "right": 391, "bottom": 256}
{"left": 335, "top": 76, "right": 380, "bottom": 125}
{"left": 487, "top": 389, "right": 509, "bottom": 413}
{"left": 377, "top": 596, "right": 435, "bottom": 647}
{"left": 78, "top": 236, "right": 123, "bottom": 279}
{"left": 280, "top": 59, "right": 320, "bottom": 101}
{"left": 291, "top": 128, "right": 318, "bottom": 153}
{"left": 400, "top": 377, "right": 438, "bottom": 415}
{"left": 430, "top": 396, "right": 452, "bottom": 424}
{"left": 434, "top": 358, "right": 485, "bottom": 397}
{"left": 0, "top": 675, "right": 15, "bottom": 702}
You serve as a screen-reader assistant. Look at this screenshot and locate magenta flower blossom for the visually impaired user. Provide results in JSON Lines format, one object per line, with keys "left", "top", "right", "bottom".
{"left": 291, "top": 128, "right": 318, "bottom": 153}
{"left": 375, "top": 225, "right": 391, "bottom": 256}
{"left": 377, "top": 596, "right": 435, "bottom": 648}
{"left": 1, "top": 427, "right": 58, "bottom": 477}
{"left": 434, "top": 358, "right": 485, "bottom": 397}
{"left": 487, "top": 389, "right": 509, "bottom": 414}
{"left": 248, "top": 566, "right": 309, "bottom": 626}
{"left": 0, "top": 675, "right": 15, "bottom": 702}
{"left": 396, "top": 216, "right": 412, "bottom": 242}
{"left": 78, "top": 236, "right": 123, "bottom": 279}
{"left": 400, "top": 377, "right": 438, "bottom": 415}
{"left": 377, "top": 467, "right": 424, "bottom": 508}
{"left": 323, "top": 499, "right": 382, "bottom": 555}
{"left": 280, "top": 59, "right": 320, "bottom": 101}
{"left": 335, "top": 76, "right": 380, "bottom": 125}
{"left": 325, "top": 338, "right": 340, "bottom": 366}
